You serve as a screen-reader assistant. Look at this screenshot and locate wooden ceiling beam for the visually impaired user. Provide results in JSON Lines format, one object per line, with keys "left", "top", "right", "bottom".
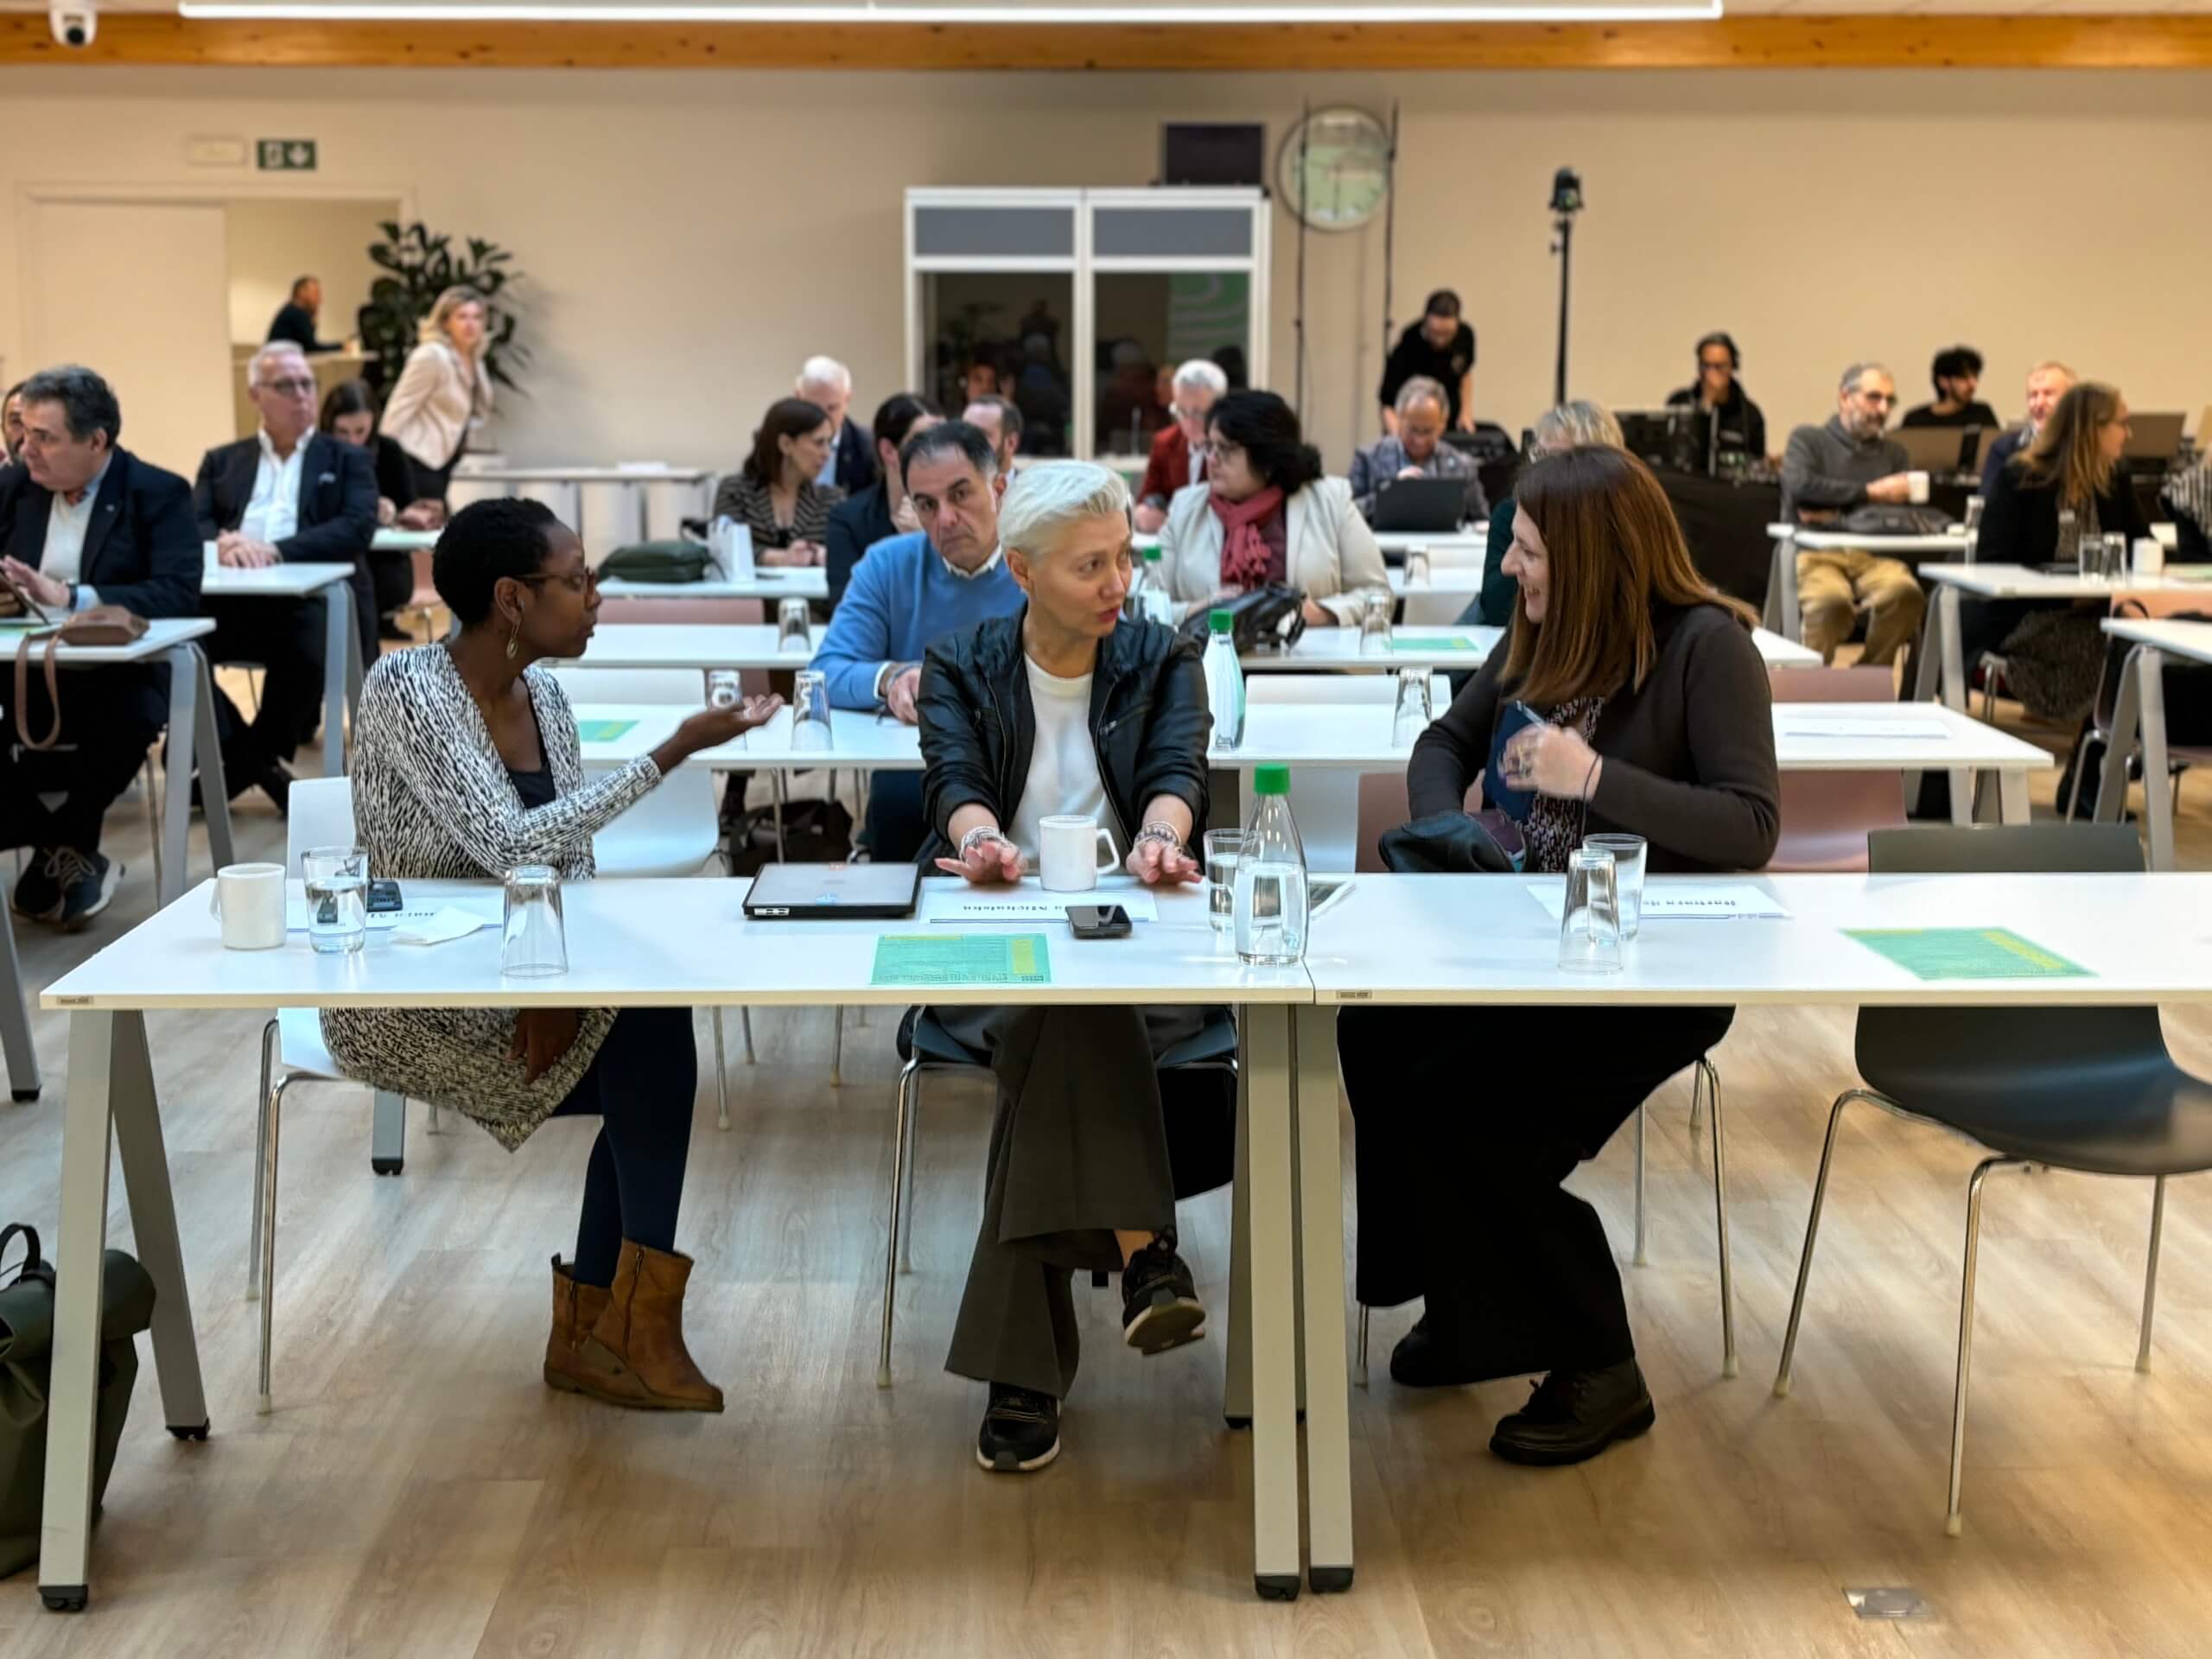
{"left": 4, "top": 13, "right": 2212, "bottom": 72}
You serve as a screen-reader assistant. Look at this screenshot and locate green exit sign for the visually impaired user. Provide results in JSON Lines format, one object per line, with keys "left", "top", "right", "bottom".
{"left": 257, "top": 139, "right": 318, "bottom": 172}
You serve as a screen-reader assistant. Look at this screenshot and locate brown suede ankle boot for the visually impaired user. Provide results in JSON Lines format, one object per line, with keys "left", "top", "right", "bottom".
{"left": 581, "top": 1242, "right": 725, "bottom": 1413}
{"left": 544, "top": 1255, "right": 648, "bottom": 1405}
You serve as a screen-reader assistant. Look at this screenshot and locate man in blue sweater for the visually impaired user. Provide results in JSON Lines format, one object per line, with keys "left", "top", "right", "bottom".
{"left": 811, "top": 419, "right": 1024, "bottom": 859}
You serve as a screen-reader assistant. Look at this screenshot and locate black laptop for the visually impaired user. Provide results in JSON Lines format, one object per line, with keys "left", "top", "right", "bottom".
{"left": 742, "top": 862, "right": 922, "bottom": 920}
{"left": 1368, "top": 475, "right": 1466, "bottom": 534}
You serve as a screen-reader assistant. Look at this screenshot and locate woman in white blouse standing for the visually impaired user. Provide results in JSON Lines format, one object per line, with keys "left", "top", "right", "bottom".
{"left": 379, "top": 284, "right": 495, "bottom": 507}
{"left": 1155, "top": 389, "right": 1387, "bottom": 628}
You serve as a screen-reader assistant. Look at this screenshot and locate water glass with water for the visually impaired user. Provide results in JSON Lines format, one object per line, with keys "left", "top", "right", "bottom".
{"left": 1391, "top": 667, "right": 1433, "bottom": 747}
{"left": 1557, "top": 847, "right": 1623, "bottom": 974}
{"left": 1358, "top": 589, "right": 1394, "bottom": 654}
{"left": 1583, "top": 832, "right": 1648, "bottom": 939}
{"left": 1203, "top": 828, "right": 1246, "bottom": 935}
{"left": 791, "top": 669, "right": 835, "bottom": 751}
{"left": 302, "top": 845, "right": 367, "bottom": 955}
{"left": 501, "top": 864, "right": 568, "bottom": 977}
{"left": 777, "top": 597, "right": 812, "bottom": 651}
{"left": 706, "top": 669, "right": 742, "bottom": 709}
{"left": 2102, "top": 532, "right": 2129, "bottom": 582}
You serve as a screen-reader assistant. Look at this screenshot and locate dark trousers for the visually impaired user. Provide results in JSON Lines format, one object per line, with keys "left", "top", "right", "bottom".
{"left": 0, "top": 671, "right": 162, "bottom": 856}
{"left": 1338, "top": 1004, "right": 1733, "bottom": 1372}
{"left": 941, "top": 1002, "right": 1200, "bottom": 1399}
{"left": 860, "top": 770, "right": 929, "bottom": 863}
{"left": 546, "top": 1006, "right": 699, "bottom": 1287}
{"left": 203, "top": 594, "right": 327, "bottom": 779}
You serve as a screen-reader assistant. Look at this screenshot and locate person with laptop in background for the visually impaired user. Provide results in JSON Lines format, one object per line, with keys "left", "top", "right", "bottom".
{"left": 1779, "top": 362, "right": 1926, "bottom": 666}
{"left": 1980, "top": 361, "right": 2075, "bottom": 496}
{"left": 1665, "top": 331, "right": 1769, "bottom": 468}
{"left": 1901, "top": 346, "right": 2000, "bottom": 429}
{"left": 1349, "top": 376, "right": 1491, "bottom": 527}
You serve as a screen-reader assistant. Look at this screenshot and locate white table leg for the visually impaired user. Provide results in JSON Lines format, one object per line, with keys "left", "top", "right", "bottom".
{"left": 160, "top": 645, "right": 233, "bottom": 905}
{"left": 2096, "top": 645, "right": 2145, "bottom": 830}
{"left": 0, "top": 910, "right": 39, "bottom": 1101}
{"left": 1224, "top": 1016, "right": 1252, "bottom": 1427}
{"left": 2136, "top": 647, "right": 2176, "bottom": 872}
{"left": 109, "top": 1010, "right": 207, "bottom": 1436}
{"left": 1294, "top": 1006, "right": 1353, "bottom": 1592}
{"left": 370, "top": 1089, "right": 407, "bottom": 1174}
{"left": 1936, "top": 585, "right": 1974, "bottom": 826}
{"left": 320, "top": 582, "right": 356, "bottom": 779}
{"left": 192, "top": 648, "right": 235, "bottom": 880}
{"left": 1996, "top": 768, "right": 2030, "bottom": 826}
{"left": 1241, "top": 1004, "right": 1301, "bottom": 1601}
{"left": 1766, "top": 537, "right": 1802, "bottom": 643}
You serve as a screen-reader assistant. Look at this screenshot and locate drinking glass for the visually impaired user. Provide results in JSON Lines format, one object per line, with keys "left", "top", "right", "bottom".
{"left": 1404, "top": 549, "right": 1432, "bottom": 588}
{"left": 777, "top": 597, "right": 812, "bottom": 651}
{"left": 302, "top": 845, "right": 367, "bottom": 956}
{"left": 1202, "top": 828, "right": 1247, "bottom": 935}
{"left": 705, "top": 669, "right": 742, "bottom": 709}
{"left": 791, "top": 669, "right": 835, "bottom": 751}
{"left": 1391, "top": 667, "right": 1433, "bottom": 747}
{"left": 2102, "top": 532, "right": 2129, "bottom": 582}
{"left": 501, "top": 864, "right": 568, "bottom": 977}
{"left": 1557, "top": 847, "right": 1622, "bottom": 974}
{"left": 1583, "top": 832, "right": 1648, "bottom": 940}
{"left": 1358, "top": 589, "right": 1394, "bottom": 654}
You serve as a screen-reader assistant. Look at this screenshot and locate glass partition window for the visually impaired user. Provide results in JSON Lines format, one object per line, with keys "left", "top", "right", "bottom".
{"left": 1092, "top": 271, "right": 1252, "bottom": 461}
{"left": 922, "top": 272, "right": 1076, "bottom": 458}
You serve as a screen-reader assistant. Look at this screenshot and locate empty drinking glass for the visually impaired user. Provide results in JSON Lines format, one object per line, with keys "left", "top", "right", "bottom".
{"left": 777, "top": 597, "right": 812, "bottom": 651}
{"left": 706, "top": 669, "right": 742, "bottom": 709}
{"left": 1583, "top": 832, "right": 1648, "bottom": 939}
{"left": 791, "top": 669, "right": 835, "bottom": 751}
{"left": 1405, "top": 549, "right": 1432, "bottom": 588}
{"left": 1557, "top": 847, "right": 1623, "bottom": 974}
{"left": 302, "top": 845, "right": 367, "bottom": 955}
{"left": 2102, "top": 532, "right": 2129, "bottom": 582}
{"left": 1392, "top": 667, "right": 1433, "bottom": 747}
{"left": 1359, "top": 589, "right": 1394, "bottom": 654}
{"left": 1203, "top": 828, "right": 1247, "bottom": 935}
{"left": 501, "top": 864, "right": 568, "bottom": 977}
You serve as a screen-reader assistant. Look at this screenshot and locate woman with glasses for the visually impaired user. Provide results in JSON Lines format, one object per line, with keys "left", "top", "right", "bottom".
{"left": 324, "top": 497, "right": 782, "bottom": 1413}
{"left": 711, "top": 397, "right": 843, "bottom": 569}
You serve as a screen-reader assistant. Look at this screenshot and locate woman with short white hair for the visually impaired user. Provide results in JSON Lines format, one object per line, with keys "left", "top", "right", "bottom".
{"left": 379, "top": 285, "right": 496, "bottom": 506}
{"left": 918, "top": 459, "right": 1225, "bottom": 1476}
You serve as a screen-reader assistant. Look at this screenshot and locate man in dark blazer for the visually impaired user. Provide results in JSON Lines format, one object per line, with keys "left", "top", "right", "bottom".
{"left": 797, "top": 356, "right": 880, "bottom": 495}
{"left": 192, "top": 342, "right": 378, "bottom": 807}
{"left": 823, "top": 391, "right": 940, "bottom": 611}
{"left": 0, "top": 365, "right": 201, "bottom": 930}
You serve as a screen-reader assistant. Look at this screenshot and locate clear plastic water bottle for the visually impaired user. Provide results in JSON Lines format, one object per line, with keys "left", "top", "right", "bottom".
{"left": 1139, "top": 546, "right": 1174, "bottom": 626}
{"left": 1235, "top": 764, "right": 1307, "bottom": 965}
{"left": 1202, "top": 607, "right": 1245, "bottom": 753}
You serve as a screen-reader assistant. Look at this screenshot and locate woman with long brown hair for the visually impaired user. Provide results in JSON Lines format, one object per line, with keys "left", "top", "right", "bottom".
{"left": 1337, "top": 444, "right": 1778, "bottom": 1466}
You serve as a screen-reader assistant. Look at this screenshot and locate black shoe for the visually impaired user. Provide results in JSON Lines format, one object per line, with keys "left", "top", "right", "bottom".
{"left": 49, "top": 849, "right": 121, "bottom": 934}
{"left": 1389, "top": 1313, "right": 1548, "bottom": 1389}
{"left": 1488, "top": 1358, "right": 1655, "bottom": 1467}
{"left": 1122, "top": 1236, "right": 1206, "bottom": 1356}
{"left": 10, "top": 851, "right": 64, "bottom": 924}
{"left": 254, "top": 760, "right": 294, "bottom": 817}
{"left": 976, "top": 1384, "right": 1061, "bottom": 1473}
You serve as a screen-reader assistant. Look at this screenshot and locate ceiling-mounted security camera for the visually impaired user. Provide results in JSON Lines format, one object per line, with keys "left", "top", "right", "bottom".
{"left": 50, "top": 5, "right": 97, "bottom": 48}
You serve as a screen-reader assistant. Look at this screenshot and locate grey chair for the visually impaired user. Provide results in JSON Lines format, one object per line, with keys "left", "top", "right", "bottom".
{"left": 1774, "top": 823, "right": 2212, "bottom": 1535}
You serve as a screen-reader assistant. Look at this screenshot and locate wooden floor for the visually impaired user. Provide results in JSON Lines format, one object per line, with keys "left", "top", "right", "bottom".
{"left": 5, "top": 694, "right": 2212, "bottom": 1656}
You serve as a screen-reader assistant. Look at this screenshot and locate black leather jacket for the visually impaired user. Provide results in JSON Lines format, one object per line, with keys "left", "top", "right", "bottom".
{"left": 915, "top": 607, "right": 1211, "bottom": 863}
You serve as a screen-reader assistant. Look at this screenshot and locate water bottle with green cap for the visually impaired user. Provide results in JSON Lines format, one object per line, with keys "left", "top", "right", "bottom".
{"left": 1235, "top": 763, "right": 1307, "bottom": 965}
{"left": 1202, "top": 607, "right": 1245, "bottom": 753}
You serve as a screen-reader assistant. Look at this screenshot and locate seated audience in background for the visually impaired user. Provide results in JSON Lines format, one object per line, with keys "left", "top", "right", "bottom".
{"left": 823, "top": 391, "right": 940, "bottom": 612}
{"left": 379, "top": 284, "right": 494, "bottom": 506}
{"left": 1780, "top": 362, "right": 1926, "bottom": 665}
{"left": 1901, "top": 346, "right": 2000, "bottom": 429}
{"left": 1349, "top": 375, "right": 1491, "bottom": 527}
{"left": 797, "top": 356, "right": 876, "bottom": 495}
{"left": 2166, "top": 446, "right": 2212, "bottom": 563}
{"left": 323, "top": 499, "right": 780, "bottom": 1412}
{"left": 1465, "top": 399, "right": 1624, "bottom": 633}
{"left": 0, "top": 365, "right": 201, "bottom": 929}
{"left": 1156, "top": 390, "right": 1387, "bottom": 628}
{"left": 1665, "top": 331, "right": 1768, "bottom": 465}
{"left": 1097, "top": 339, "right": 1166, "bottom": 452}
{"left": 1134, "top": 358, "right": 1224, "bottom": 533}
{"left": 1980, "top": 361, "right": 2075, "bottom": 497}
{"left": 2, "top": 380, "right": 26, "bottom": 467}
{"left": 963, "top": 394, "right": 1023, "bottom": 476}
{"left": 321, "top": 379, "right": 440, "bottom": 531}
{"left": 193, "top": 343, "right": 380, "bottom": 808}
{"left": 963, "top": 362, "right": 1000, "bottom": 404}
{"left": 711, "top": 397, "right": 843, "bottom": 568}
{"left": 266, "top": 275, "right": 342, "bottom": 355}
{"left": 812, "top": 419, "right": 1023, "bottom": 861}
{"left": 1379, "top": 289, "right": 1476, "bottom": 435}
{"left": 1339, "top": 445, "right": 1777, "bottom": 1465}
{"left": 920, "top": 460, "right": 1218, "bottom": 1475}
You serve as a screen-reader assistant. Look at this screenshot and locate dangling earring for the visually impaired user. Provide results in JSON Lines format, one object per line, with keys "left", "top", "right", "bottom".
{"left": 505, "top": 620, "right": 520, "bottom": 661}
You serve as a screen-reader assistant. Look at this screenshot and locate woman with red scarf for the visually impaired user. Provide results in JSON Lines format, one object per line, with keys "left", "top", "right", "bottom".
{"left": 1155, "top": 391, "right": 1387, "bottom": 629}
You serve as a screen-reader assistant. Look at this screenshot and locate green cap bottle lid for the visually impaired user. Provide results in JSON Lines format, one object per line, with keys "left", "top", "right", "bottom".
{"left": 1209, "top": 607, "right": 1234, "bottom": 633}
{"left": 1253, "top": 763, "right": 1290, "bottom": 796}
{"left": 1142, "top": 545, "right": 1162, "bottom": 562}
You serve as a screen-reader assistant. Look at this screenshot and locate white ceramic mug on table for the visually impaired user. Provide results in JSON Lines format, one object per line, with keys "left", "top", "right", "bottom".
{"left": 209, "top": 862, "right": 286, "bottom": 950}
{"left": 1038, "top": 815, "right": 1118, "bottom": 893}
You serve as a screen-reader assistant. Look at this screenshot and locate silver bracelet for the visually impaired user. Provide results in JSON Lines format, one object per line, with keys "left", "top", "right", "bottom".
{"left": 1134, "top": 821, "right": 1184, "bottom": 854}
{"left": 958, "top": 824, "right": 1012, "bottom": 859}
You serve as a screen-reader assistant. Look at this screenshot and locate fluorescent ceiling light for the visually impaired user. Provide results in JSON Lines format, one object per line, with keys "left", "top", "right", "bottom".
{"left": 181, "top": 2, "right": 1725, "bottom": 21}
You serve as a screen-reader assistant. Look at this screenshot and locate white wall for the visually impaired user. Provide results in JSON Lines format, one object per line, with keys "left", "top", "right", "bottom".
{"left": 223, "top": 195, "right": 397, "bottom": 346}
{"left": 2, "top": 65, "right": 2208, "bottom": 473}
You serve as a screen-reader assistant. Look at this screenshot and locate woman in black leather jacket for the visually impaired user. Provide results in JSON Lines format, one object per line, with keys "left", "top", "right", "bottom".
{"left": 917, "top": 460, "right": 1220, "bottom": 1477}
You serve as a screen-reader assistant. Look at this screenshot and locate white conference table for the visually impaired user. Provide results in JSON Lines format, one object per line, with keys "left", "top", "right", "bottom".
{"left": 1914, "top": 563, "right": 2212, "bottom": 709}
{"left": 2096, "top": 617, "right": 2212, "bottom": 872}
{"left": 560, "top": 622, "right": 827, "bottom": 673}
{"left": 30, "top": 874, "right": 1321, "bottom": 1607}
{"left": 598, "top": 569, "right": 830, "bottom": 603}
{"left": 200, "top": 557, "right": 365, "bottom": 779}
{"left": 1132, "top": 526, "right": 1487, "bottom": 558}
{"left": 447, "top": 464, "right": 715, "bottom": 547}
{"left": 1764, "top": 524, "right": 1969, "bottom": 644}
{"left": 0, "top": 618, "right": 232, "bottom": 1107}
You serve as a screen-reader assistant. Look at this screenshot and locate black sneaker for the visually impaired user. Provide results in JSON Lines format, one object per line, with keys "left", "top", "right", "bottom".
{"left": 50, "top": 849, "right": 121, "bottom": 934}
{"left": 11, "top": 851, "right": 63, "bottom": 924}
{"left": 1488, "top": 1358, "right": 1655, "bottom": 1467}
{"left": 1121, "top": 1236, "right": 1205, "bottom": 1356}
{"left": 1389, "top": 1313, "right": 1548, "bottom": 1389}
{"left": 976, "top": 1384, "right": 1060, "bottom": 1473}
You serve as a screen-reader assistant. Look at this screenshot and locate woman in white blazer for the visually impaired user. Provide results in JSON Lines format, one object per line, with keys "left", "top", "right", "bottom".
{"left": 1156, "top": 390, "right": 1388, "bottom": 628}
{"left": 379, "top": 284, "right": 496, "bottom": 505}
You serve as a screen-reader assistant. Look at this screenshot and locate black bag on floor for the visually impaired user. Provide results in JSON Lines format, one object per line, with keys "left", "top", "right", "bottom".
{"left": 722, "top": 797, "right": 855, "bottom": 877}
{"left": 0, "top": 1224, "right": 157, "bottom": 1581}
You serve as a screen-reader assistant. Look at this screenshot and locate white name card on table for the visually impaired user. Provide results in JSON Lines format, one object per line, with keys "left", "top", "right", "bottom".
{"left": 931, "top": 890, "right": 1161, "bottom": 925}
{"left": 1779, "top": 716, "right": 1950, "bottom": 741}
{"left": 285, "top": 900, "right": 501, "bottom": 933}
{"left": 391, "top": 908, "right": 493, "bottom": 946}
{"left": 1528, "top": 881, "right": 1791, "bottom": 922}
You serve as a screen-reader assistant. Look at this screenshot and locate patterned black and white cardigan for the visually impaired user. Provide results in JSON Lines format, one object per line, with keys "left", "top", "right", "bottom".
{"left": 321, "top": 645, "right": 662, "bottom": 1150}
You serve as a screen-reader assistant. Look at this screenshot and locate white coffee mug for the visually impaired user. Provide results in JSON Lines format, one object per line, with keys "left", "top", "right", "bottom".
{"left": 1037, "top": 815, "right": 1118, "bottom": 893}
{"left": 1907, "top": 471, "right": 1931, "bottom": 505}
{"left": 209, "top": 861, "right": 286, "bottom": 950}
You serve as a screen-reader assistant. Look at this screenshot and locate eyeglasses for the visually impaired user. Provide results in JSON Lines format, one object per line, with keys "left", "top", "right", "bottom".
{"left": 515, "top": 569, "right": 600, "bottom": 595}
{"left": 261, "top": 378, "right": 319, "bottom": 397}
{"left": 1698, "top": 359, "right": 1732, "bottom": 372}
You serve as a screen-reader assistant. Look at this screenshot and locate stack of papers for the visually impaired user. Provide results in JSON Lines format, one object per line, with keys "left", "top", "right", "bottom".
{"left": 1778, "top": 716, "right": 1949, "bottom": 741}
{"left": 1527, "top": 882, "right": 1791, "bottom": 922}
{"left": 927, "top": 890, "right": 1160, "bottom": 925}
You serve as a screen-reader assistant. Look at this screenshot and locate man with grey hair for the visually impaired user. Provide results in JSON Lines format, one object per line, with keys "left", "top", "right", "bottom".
{"left": 1135, "top": 358, "right": 1226, "bottom": 532}
{"left": 1348, "top": 374, "right": 1491, "bottom": 526}
{"left": 0, "top": 365, "right": 200, "bottom": 928}
{"left": 191, "top": 340, "right": 378, "bottom": 810}
{"left": 796, "top": 354, "right": 876, "bottom": 493}
{"left": 1780, "top": 363, "right": 1925, "bottom": 665}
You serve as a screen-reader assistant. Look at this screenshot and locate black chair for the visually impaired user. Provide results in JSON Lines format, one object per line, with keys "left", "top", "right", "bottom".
{"left": 1773, "top": 823, "right": 2212, "bottom": 1535}
{"left": 875, "top": 1006, "right": 1238, "bottom": 1388}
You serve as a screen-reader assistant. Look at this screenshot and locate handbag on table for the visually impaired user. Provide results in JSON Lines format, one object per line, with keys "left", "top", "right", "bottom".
{"left": 11, "top": 607, "right": 149, "bottom": 751}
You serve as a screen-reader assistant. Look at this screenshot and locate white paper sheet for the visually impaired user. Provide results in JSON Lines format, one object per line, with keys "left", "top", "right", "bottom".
{"left": 928, "top": 889, "right": 1161, "bottom": 925}
{"left": 1778, "top": 716, "right": 1949, "bottom": 740}
{"left": 391, "top": 907, "right": 494, "bottom": 946}
{"left": 1526, "top": 881, "right": 1791, "bottom": 922}
{"left": 285, "top": 903, "right": 494, "bottom": 933}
